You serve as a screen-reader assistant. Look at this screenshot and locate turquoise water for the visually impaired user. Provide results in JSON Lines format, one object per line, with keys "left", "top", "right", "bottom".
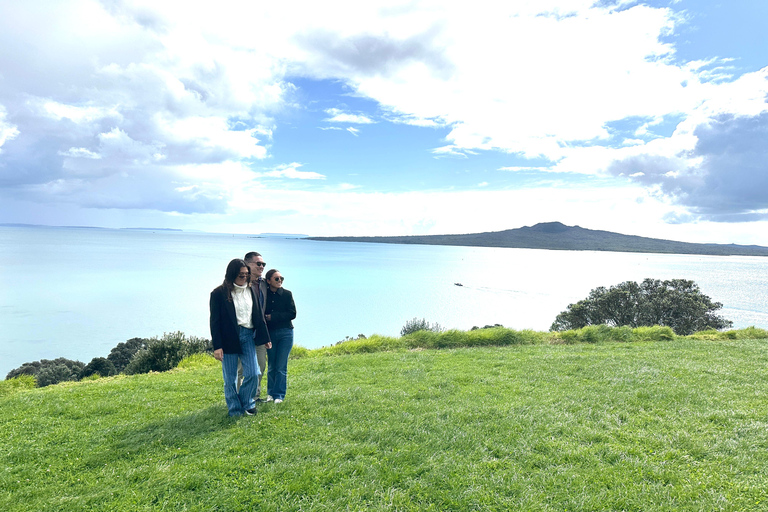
{"left": 2, "top": 225, "right": 768, "bottom": 378}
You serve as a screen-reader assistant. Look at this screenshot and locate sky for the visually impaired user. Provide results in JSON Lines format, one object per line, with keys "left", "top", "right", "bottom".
{"left": 1, "top": 0, "right": 767, "bottom": 244}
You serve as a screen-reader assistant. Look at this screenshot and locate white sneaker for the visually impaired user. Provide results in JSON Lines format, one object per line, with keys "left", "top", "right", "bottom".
{"left": 274, "top": 398, "right": 283, "bottom": 404}
{"left": 266, "top": 395, "right": 274, "bottom": 402}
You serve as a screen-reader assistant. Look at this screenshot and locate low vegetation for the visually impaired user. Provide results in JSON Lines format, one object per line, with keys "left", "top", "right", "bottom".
{"left": 123, "top": 332, "right": 211, "bottom": 375}
{"left": 400, "top": 317, "right": 444, "bottom": 336}
{"left": 4, "top": 277, "right": 737, "bottom": 387}
{"left": 7, "top": 322, "right": 766, "bottom": 387}
{"left": 5, "top": 332, "right": 211, "bottom": 387}
{"left": 2, "top": 334, "right": 768, "bottom": 511}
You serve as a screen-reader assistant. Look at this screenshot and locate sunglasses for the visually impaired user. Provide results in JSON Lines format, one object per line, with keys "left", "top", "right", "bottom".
{"left": 254, "top": 262, "right": 266, "bottom": 267}
{"left": 237, "top": 273, "right": 249, "bottom": 278}
{"left": 273, "top": 276, "right": 284, "bottom": 282}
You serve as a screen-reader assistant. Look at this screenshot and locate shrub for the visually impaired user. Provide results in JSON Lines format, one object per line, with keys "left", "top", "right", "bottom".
{"left": 400, "top": 318, "right": 444, "bottom": 336}
{"left": 36, "top": 362, "right": 83, "bottom": 387}
{"left": 124, "top": 332, "right": 212, "bottom": 375}
{"left": 687, "top": 326, "right": 768, "bottom": 341}
{"left": 632, "top": 325, "right": 675, "bottom": 341}
{"left": 548, "top": 325, "right": 676, "bottom": 344}
{"left": 401, "top": 329, "right": 441, "bottom": 348}
{"left": 107, "top": 337, "right": 150, "bottom": 373}
{"left": 6, "top": 358, "right": 85, "bottom": 387}
{"left": 551, "top": 278, "right": 733, "bottom": 335}
{"left": 80, "top": 357, "right": 117, "bottom": 379}
{"left": 0, "top": 375, "right": 36, "bottom": 396}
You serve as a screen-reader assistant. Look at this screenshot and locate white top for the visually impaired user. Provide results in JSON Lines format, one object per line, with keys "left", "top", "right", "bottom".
{"left": 231, "top": 283, "right": 254, "bottom": 328}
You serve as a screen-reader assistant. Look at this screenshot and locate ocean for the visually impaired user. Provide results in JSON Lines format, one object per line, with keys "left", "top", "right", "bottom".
{"left": 2, "top": 225, "right": 768, "bottom": 378}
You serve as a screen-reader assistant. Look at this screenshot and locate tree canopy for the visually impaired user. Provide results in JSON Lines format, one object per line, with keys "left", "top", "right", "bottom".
{"left": 106, "top": 337, "right": 150, "bottom": 373}
{"left": 5, "top": 357, "right": 85, "bottom": 386}
{"left": 550, "top": 278, "right": 733, "bottom": 335}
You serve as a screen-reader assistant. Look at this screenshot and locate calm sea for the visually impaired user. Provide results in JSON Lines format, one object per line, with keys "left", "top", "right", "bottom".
{"left": 2, "top": 225, "right": 768, "bottom": 378}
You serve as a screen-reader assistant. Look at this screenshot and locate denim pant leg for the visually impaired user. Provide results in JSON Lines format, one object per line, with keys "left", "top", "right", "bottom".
{"left": 266, "top": 343, "right": 275, "bottom": 399}
{"left": 238, "top": 326, "right": 258, "bottom": 411}
{"left": 267, "top": 328, "right": 293, "bottom": 400}
{"left": 255, "top": 344, "right": 267, "bottom": 398}
{"left": 222, "top": 352, "right": 243, "bottom": 416}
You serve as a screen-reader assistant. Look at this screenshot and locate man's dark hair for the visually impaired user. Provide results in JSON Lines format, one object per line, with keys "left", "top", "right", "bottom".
{"left": 244, "top": 251, "right": 262, "bottom": 262}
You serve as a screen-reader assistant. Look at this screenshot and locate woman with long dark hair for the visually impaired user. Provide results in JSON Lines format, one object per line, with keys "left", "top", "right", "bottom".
{"left": 264, "top": 268, "right": 296, "bottom": 403}
{"left": 210, "top": 258, "right": 271, "bottom": 416}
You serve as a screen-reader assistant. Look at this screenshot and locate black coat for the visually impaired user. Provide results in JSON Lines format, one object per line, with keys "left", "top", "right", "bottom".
{"left": 210, "top": 285, "right": 271, "bottom": 354}
{"left": 265, "top": 287, "right": 296, "bottom": 331}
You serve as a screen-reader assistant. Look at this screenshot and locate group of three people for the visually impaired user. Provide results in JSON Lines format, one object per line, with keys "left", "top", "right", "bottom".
{"left": 209, "top": 251, "right": 297, "bottom": 416}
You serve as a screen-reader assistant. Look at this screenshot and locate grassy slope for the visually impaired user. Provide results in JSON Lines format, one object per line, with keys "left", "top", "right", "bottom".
{"left": 2, "top": 339, "right": 768, "bottom": 511}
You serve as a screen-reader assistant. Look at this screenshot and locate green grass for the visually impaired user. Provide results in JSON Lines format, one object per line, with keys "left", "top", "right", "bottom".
{"left": 2, "top": 338, "right": 768, "bottom": 511}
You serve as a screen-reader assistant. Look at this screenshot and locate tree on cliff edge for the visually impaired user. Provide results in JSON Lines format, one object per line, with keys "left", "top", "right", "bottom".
{"left": 550, "top": 278, "right": 733, "bottom": 336}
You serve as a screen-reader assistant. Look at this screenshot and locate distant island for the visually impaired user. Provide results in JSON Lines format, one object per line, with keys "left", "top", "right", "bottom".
{"left": 120, "top": 227, "right": 183, "bottom": 232}
{"left": 250, "top": 233, "right": 309, "bottom": 238}
{"left": 308, "top": 222, "right": 768, "bottom": 257}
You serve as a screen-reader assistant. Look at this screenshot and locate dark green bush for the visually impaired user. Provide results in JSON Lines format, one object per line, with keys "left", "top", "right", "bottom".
{"left": 6, "top": 358, "right": 85, "bottom": 387}
{"left": 551, "top": 278, "right": 733, "bottom": 335}
{"left": 80, "top": 357, "right": 117, "bottom": 379}
{"left": 124, "top": 332, "right": 212, "bottom": 375}
{"left": 36, "top": 361, "right": 84, "bottom": 387}
{"left": 107, "top": 337, "right": 150, "bottom": 373}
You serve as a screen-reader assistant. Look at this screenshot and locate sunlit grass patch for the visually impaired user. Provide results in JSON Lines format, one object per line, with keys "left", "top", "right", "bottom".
{"left": 0, "top": 375, "right": 36, "bottom": 397}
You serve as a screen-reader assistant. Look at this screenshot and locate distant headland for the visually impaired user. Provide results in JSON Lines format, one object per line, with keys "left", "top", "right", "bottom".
{"left": 308, "top": 222, "right": 768, "bottom": 257}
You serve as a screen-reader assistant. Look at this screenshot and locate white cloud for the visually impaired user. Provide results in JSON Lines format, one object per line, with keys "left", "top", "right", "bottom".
{"left": 385, "top": 113, "right": 443, "bottom": 127}
{"left": 43, "top": 101, "right": 121, "bottom": 124}
{"left": 325, "top": 108, "right": 374, "bottom": 124}
{"left": 258, "top": 163, "right": 326, "bottom": 180}
{"left": 498, "top": 166, "right": 552, "bottom": 173}
{"left": 432, "top": 145, "right": 468, "bottom": 158}
{"left": 0, "top": 106, "right": 19, "bottom": 151}
{"left": 59, "top": 147, "right": 102, "bottom": 159}
{"left": 346, "top": 127, "right": 360, "bottom": 136}
{"left": 154, "top": 116, "right": 267, "bottom": 160}
{"left": 298, "top": 2, "right": 690, "bottom": 160}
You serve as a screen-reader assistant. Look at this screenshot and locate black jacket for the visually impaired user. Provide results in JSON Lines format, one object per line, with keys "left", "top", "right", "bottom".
{"left": 265, "top": 287, "right": 296, "bottom": 331}
{"left": 210, "top": 285, "right": 271, "bottom": 354}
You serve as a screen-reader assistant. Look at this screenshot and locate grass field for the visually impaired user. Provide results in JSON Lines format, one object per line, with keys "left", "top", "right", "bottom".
{"left": 2, "top": 338, "right": 768, "bottom": 511}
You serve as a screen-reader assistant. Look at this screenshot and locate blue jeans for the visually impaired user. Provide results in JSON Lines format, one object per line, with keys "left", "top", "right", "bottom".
{"left": 221, "top": 326, "right": 259, "bottom": 416}
{"left": 266, "top": 328, "right": 293, "bottom": 400}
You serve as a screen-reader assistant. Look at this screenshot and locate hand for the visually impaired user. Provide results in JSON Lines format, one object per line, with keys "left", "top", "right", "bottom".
{"left": 213, "top": 349, "right": 223, "bottom": 361}
{"left": 265, "top": 314, "right": 271, "bottom": 321}
{"left": 266, "top": 342, "right": 272, "bottom": 349}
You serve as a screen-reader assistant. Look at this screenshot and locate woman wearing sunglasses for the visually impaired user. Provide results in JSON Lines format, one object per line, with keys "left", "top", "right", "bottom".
{"left": 263, "top": 269, "right": 296, "bottom": 404}
{"left": 209, "top": 258, "right": 271, "bottom": 416}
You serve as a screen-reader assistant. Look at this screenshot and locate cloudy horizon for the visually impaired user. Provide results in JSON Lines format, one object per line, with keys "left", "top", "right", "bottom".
{"left": 1, "top": 0, "right": 767, "bottom": 244}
